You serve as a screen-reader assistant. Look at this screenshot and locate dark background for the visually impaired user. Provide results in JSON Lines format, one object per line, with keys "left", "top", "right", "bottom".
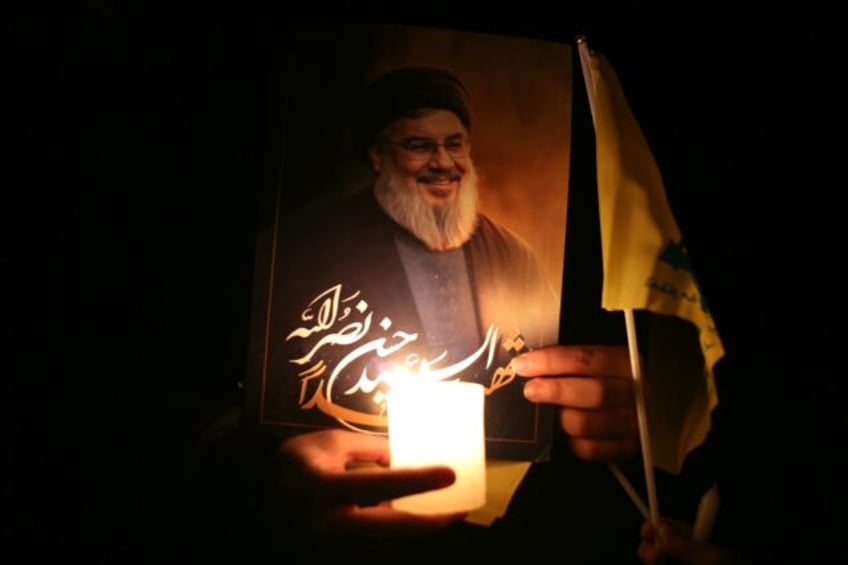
{"left": 11, "top": 3, "right": 847, "bottom": 562}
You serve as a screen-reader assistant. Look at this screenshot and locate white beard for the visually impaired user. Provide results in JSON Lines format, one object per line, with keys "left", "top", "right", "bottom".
{"left": 373, "top": 161, "right": 480, "bottom": 251}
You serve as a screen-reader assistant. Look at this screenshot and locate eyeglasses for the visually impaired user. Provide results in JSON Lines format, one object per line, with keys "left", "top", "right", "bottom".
{"left": 386, "top": 136, "right": 471, "bottom": 161}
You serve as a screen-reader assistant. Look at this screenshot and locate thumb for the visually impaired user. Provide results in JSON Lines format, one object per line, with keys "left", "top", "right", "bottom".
{"left": 322, "top": 466, "right": 456, "bottom": 506}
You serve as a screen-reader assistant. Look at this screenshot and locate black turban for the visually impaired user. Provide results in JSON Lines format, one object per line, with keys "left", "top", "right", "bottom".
{"left": 351, "top": 66, "right": 472, "bottom": 165}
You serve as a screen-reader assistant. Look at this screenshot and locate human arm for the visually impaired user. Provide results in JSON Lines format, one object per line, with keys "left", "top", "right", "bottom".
{"left": 182, "top": 406, "right": 467, "bottom": 559}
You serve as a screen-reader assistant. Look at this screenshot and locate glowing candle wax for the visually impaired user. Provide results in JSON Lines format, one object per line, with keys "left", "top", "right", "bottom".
{"left": 387, "top": 380, "right": 486, "bottom": 515}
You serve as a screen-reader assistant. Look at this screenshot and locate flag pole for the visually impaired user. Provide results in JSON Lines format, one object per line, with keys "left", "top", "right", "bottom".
{"left": 576, "top": 36, "right": 660, "bottom": 529}
{"left": 608, "top": 461, "right": 649, "bottom": 520}
{"left": 624, "top": 308, "right": 660, "bottom": 528}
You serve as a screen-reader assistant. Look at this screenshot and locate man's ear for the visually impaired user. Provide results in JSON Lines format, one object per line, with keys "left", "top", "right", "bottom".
{"left": 368, "top": 145, "right": 382, "bottom": 173}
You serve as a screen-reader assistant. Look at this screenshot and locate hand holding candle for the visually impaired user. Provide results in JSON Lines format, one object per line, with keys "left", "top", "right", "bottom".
{"left": 278, "top": 429, "right": 467, "bottom": 539}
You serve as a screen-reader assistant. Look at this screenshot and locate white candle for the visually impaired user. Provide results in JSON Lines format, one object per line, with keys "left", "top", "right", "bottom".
{"left": 387, "top": 380, "right": 487, "bottom": 515}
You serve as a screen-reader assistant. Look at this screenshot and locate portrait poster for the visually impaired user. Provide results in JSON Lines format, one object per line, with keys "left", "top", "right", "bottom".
{"left": 244, "top": 21, "right": 572, "bottom": 461}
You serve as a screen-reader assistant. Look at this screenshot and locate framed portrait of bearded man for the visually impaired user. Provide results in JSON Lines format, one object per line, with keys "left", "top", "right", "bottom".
{"left": 244, "top": 21, "right": 573, "bottom": 462}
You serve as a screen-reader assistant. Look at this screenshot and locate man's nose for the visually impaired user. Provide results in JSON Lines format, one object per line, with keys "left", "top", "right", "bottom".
{"left": 428, "top": 145, "right": 455, "bottom": 169}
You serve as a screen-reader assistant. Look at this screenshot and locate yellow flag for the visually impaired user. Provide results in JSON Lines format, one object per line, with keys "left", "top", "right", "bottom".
{"left": 579, "top": 43, "right": 724, "bottom": 474}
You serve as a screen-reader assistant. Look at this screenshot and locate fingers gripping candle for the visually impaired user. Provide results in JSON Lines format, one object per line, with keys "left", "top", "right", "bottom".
{"left": 387, "top": 380, "right": 487, "bottom": 514}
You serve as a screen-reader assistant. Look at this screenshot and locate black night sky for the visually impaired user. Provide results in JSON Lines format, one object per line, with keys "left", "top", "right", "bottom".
{"left": 12, "top": 4, "right": 847, "bottom": 562}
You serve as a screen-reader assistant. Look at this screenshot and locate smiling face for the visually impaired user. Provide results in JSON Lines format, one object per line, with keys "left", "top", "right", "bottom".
{"left": 369, "top": 109, "right": 479, "bottom": 250}
{"left": 369, "top": 109, "right": 471, "bottom": 209}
